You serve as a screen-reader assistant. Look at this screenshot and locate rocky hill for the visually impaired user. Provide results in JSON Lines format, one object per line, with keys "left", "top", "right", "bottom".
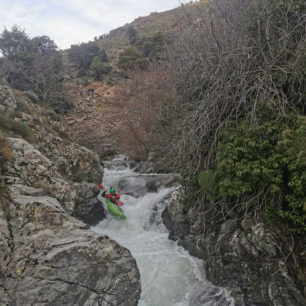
{"left": 0, "top": 82, "right": 141, "bottom": 305}
{"left": 60, "top": 4, "right": 198, "bottom": 159}
{"left": 96, "top": 4, "right": 195, "bottom": 62}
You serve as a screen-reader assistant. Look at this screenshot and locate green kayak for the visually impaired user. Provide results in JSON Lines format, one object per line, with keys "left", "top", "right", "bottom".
{"left": 106, "top": 199, "right": 126, "bottom": 219}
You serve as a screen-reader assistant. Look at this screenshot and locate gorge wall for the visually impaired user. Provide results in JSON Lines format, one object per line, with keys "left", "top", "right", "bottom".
{"left": 0, "top": 83, "right": 141, "bottom": 305}
{"left": 162, "top": 189, "right": 306, "bottom": 306}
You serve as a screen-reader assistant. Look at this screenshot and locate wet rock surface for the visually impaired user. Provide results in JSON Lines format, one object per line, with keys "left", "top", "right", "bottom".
{"left": 73, "top": 183, "right": 105, "bottom": 225}
{"left": 162, "top": 189, "right": 306, "bottom": 306}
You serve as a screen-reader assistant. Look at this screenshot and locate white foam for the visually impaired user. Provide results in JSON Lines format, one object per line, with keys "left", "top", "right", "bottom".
{"left": 92, "top": 167, "right": 235, "bottom": 306}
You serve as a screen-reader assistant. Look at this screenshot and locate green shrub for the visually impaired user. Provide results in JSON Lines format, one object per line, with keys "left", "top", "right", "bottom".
{"left": 67, "top": 42, "right": 100, "bottom": 70}
{"left": 135, "top": 32, "right": 165, "bottom": 59}
{"left": 215, "top": 112, "right": 306, "bottom": 234}
{"left": 180, "top": 174, "right": 201, "bottom": 210}
{"left": 127, "top": 26, "right": 137, "bottom": 44}
{"left": 276, "top": 116, "right": 306, "bottom": 233}
{"left": 89, "top": 57, "right": 112, "bottom": 80}
{"left": 118, "top": 47, "right": 147, "bottom": 70}
{"left": 0, "top": 27, "right": 64, "bottom": 106}
{"left": 198, "top": 170, "right": 218, "bottom": 198}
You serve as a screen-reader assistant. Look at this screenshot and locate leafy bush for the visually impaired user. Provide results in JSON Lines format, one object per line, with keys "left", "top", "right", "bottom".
{"left": 67, "top": 42, "right": 100, "bottom": 70}
{"left": 276, "top": 116, "right": 306, "bottom": 233}
{"left": 198, "top": 170, "right": 218, "bottom": 197}
{"left": 89, "top": 57, "right": 112, "bottom": 80}
{"left": 118, "top": 47, "right": 147, "bottom": 70}
{"left": 0, "top": 26, "right": 66, "bottom": 107}
{"left": 117, "top": 31, "right": 165, "bottom": 71}
{"left": 215, "top": 112, "right": 306, "bottom": 234}
{"left": 135, "top": 32, "right": 165, "bottom": 59}
{"left": 127, "top": 26, "right": 137, "bottom": 44}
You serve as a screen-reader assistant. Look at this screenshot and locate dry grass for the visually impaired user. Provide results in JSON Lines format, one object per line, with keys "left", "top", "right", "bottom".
{"left": 0, "top": 130, "right": 15, "bottom": 163}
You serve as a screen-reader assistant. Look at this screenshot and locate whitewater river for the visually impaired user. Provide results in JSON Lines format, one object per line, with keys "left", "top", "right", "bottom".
{"left": 92, "top": 164, "right": 235, "bottom": 306}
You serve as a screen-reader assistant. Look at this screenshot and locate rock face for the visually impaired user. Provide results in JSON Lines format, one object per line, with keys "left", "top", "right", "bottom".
{"left": 5, "top": 137, "right": 102, "bottom": 217}
{"left": 73, "top": 183, "right": 106, "bottom": 225}
{"left": 0, "top": 186, "right": 140, "bottom": 305}
{"left": 118, "top": 173, "right": 181, "bottom": 198}
{"left": 162, "top": 189, "right": 306, "bottom": 306}
{"left": 0, "top": 84, "right": 141, "bottom": 305}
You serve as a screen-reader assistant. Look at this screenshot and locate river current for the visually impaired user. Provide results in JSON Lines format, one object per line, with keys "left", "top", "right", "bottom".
{"left": 92, "top": 163, "right": 235, "bottom": 306}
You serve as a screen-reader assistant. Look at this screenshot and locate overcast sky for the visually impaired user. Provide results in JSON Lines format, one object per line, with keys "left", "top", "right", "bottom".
{"left": 0, "top": 0, "right": 188, "bottom": 50}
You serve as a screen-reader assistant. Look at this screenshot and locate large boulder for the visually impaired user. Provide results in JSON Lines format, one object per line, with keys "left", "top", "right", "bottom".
{"left": 161, "top": 189, "right": 190, "bottom": 241}
{"left": 6, "top": 137, "right": 104, "bottom": 222}
{"left": 56, "top": 143, "right": 103, "bottom": 183}
{"left": 0, "top": 185, "right": 141, "bottom": 305}
{"left": 118, "top": 173, "right": 181, "bottom": 198}
{"left": 73, "top": 182, "right": 105, "bottom": 225}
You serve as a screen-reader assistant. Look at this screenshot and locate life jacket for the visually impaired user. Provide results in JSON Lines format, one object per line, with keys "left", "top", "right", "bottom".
{"left": 104, "top": 192, "right": 120, "bottom": 204}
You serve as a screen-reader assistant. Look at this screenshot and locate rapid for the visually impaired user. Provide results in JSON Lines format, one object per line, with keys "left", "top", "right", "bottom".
{"left": 92, "top": 161, "right": 235, "bottom": 306}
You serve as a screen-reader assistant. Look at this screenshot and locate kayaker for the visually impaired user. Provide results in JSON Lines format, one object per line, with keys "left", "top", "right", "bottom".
{"left": 102, "top": 187, "right": 121, "bottom": 206}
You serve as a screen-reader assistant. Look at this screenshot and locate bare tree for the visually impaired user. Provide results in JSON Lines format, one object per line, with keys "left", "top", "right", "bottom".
{"left": 163, "top": 0, "right": 306, "bottom": 173}
{"left": 113, "top": 63, "right": 176, "bottom": 161}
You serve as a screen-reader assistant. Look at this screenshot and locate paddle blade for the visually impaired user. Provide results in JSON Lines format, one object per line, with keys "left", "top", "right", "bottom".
{"left": 117, "top": 200, "right": 124, "bottom": 207}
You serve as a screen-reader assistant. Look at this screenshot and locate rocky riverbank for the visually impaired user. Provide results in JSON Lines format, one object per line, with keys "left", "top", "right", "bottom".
{"left": 0, "top": 83, "right": 141, "bottom": 305}
{"left": 162, "top": 189, "right": 306, "bottom": 306}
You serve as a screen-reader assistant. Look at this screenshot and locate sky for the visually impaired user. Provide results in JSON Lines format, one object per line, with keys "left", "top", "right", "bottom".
{"left": 0, "top": 0, "right": 189, "bottom": 50}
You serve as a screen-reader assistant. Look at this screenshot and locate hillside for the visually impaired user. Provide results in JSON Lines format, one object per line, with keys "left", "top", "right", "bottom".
{"left": 61, "top": 3, "right": 198, "bottom": 159}
{"left": 96, "top": 5, "right": 194, "bottom": 62}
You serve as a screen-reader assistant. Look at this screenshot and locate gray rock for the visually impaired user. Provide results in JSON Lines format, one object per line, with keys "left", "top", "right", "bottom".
{"left": 220, "top": 220, "right": 237, "bottom": 234}
{"left": 118, "top": 174, "right": 180, "bottom": 197}
{"left": 0, "top": 83, "right": 140, "bottom": 305}
{"left": 9, "top": 184, "right": 45, "bottom": 197}
{"left": 0, "top": 189, "right": 141, "bottom": 306}
{"left": 162, "top": 188, "right": 189, "bottom": 241}
{"left": 118, "top": 176, "right": 147, "bottom": 197}
{"left": 161, "top": 193, "right": 306, "bottom": 306}
{"left": 112, "top": 154, "right": 129, "bottom": 161}
{"left": 73, "top": 183, "right": 105, "bottom": 225}
{"left": 146, "top": 180, "right": 158, "bottom": 192}
{"left": 241, "top": 217, "right": 254, "bottom": 232}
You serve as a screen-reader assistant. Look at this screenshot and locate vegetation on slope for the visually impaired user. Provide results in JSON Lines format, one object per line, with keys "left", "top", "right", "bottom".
{"left": 166, "top": 0, "right": 306, "bottom": 234}
{"left": 0, "top": 26, "right": 73, "bottom": 113}
{"left": 113, "top": 0, "right": 306, "bottom": 234}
